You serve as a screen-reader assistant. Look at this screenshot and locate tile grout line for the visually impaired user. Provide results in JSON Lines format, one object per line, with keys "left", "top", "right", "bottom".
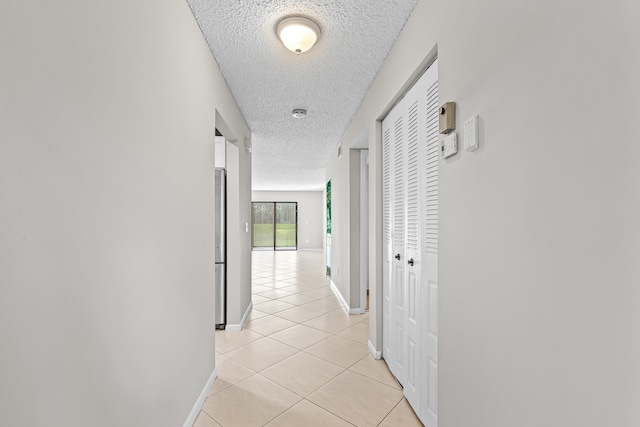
{"left": 375, "top": 397, "right": 405, "bottom": 427}
{"left": 299, "top": 399, "right": 359, "bottom": 427}
{"left": 199, "top": 251, "right": 410, "bottom": 426}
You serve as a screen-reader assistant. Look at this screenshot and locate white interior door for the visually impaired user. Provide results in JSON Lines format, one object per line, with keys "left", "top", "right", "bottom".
{"left": 383, "top": 107, "right": 408, "bottom": 384}
{"left": 381, "top": 58, "right": 439, "bottom": 427}
{"left": 403, "top": 97, "right": 421, "bottom": 409}
{"left": 382, "top": 92, "right": 409, "bottom": 386}
{"left": 390, "top": 112, "right": 407, "bottom": 383}
{"left": 420, "top": 61, "right": 439, "bottom": 427}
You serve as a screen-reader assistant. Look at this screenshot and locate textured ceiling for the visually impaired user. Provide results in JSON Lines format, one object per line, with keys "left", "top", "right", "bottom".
{"left": 187, "top": 0, "right": 417, "bottom": 191}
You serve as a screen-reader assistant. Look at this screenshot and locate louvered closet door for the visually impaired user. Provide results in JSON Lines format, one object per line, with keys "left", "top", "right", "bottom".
{"left": 382, "top": 103, "right": 407, "bottom": 384}
{"left": 382, "top": 58, "right": 439, "bottom": 427}
{"left": 391, "top": 110, "right": 407, "bottom": 383}
{"left": 403, "top": 95, "right": 421, "bottom": 410}
{"left": 382, "top": 88, "right": 409, "bottom": 386}
{"left": 420, "top": 60, "right": 439, "bottom": 427}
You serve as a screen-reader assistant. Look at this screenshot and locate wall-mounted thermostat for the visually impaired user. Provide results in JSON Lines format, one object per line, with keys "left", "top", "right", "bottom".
{"left": 439, "top": 102, "right": 456, "bottom": 134}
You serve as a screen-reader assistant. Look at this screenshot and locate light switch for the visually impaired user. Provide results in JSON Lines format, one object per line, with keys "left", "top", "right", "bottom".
{"left": 464, "top": 115, "right": 479, "bottom": 151}
{"left": 441, "top": 133, "right": 457, "bottom": 159}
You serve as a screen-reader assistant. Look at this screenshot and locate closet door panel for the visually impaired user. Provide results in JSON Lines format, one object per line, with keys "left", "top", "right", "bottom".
{"left": 382, "top": 58, "right": 439, "bottom": 427}
{"left": 420, "top": 60, "right": 439, "bottom": 427}
{"left": 403, "top": 97, "right": 421, "bottom": 409}
{"left": 390, "top": 111, "right": 406, "bottom": 383}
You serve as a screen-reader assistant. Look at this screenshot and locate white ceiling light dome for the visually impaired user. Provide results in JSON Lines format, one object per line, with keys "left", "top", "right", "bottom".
{"left": 276, "top": 16, "right": 320, "bottom": 55}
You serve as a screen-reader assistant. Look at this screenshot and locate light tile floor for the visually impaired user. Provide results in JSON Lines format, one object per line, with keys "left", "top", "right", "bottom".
{"left": 193, "top": 250, "right": 423, "bottom": 427}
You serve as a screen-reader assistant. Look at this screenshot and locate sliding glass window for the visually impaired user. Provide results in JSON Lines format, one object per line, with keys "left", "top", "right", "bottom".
{"left": 252, "top": 202, "right": 297, "bottom": 250}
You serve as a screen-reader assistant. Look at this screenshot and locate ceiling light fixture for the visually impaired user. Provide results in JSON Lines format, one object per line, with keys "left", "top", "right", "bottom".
{"left": 276, "top": 17, "right": 320, "bottom": 55}
{"left": 292, "top": 109, "right": 307, "bottom": 118}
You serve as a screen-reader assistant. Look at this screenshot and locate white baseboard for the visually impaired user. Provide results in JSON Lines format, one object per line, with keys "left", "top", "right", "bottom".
{"left": 330, "top": 280, "right": 366, "bottom": 315}
{"left": 330, "top": 280, "right": 349, "bottom": 313}
{"left": 368, "top": 340, "right": 382, "bottom": 360}
{"left": 182, "top": 367, "right": 217, "bottom": 427}
{"left": 225, "top": 301, "right": 253, "bottom": 331}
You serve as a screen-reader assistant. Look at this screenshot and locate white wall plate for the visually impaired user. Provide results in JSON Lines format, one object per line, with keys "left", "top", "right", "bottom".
{"left": 441, "top": 133, "right": 458, "bottom": 159}
{"left": 464, "top": 115, "right": 479, "bottom": 151}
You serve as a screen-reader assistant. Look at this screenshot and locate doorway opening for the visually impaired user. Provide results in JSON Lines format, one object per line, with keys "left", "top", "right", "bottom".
{"left": 251, "top": 202, "right": 298, "bottom": 250}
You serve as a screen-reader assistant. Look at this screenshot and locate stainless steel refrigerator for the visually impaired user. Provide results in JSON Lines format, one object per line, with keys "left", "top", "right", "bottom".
{"left": 214, "top": 168, "right": 226, "bottom": 329}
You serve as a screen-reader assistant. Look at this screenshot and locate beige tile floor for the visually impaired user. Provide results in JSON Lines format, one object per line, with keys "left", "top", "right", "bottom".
{"left": 193, "top": 250, "right": 423, "bottom": 427}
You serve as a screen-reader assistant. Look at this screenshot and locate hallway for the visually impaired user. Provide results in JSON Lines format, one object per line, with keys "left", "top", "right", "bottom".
{"left": 193, "top": 250, "right": 422, "bottom": 426}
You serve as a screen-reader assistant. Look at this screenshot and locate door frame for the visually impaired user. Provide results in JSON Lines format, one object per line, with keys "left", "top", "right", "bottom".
{"left": 377, "top": 54, "right": 439, "bottom": 427}
{"left": 372, "top": 48, "right": 438, "bottom": 352}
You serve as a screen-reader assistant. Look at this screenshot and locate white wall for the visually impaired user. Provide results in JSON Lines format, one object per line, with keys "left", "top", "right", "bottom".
{"left": 0, "top": 1, "right": 251, "bottom": 426}
{"left": 329, "top": 0, "right": 640, "bottom": 426}
{"left": 226, "top": 141, "right": 253, "bottom": 326}
{"left": 252, "top": 191, "right": 324, "bottom": 250}
{"left": 326, "top": 150, "right": 368, "bottom": 311}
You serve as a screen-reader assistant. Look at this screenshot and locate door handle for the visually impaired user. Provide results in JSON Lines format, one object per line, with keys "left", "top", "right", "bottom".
{"left": 395, "top": 254, "right": 401, "bottom": 260}
{"left": 407, "top": 258, "right": 414, "bottom": 266}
